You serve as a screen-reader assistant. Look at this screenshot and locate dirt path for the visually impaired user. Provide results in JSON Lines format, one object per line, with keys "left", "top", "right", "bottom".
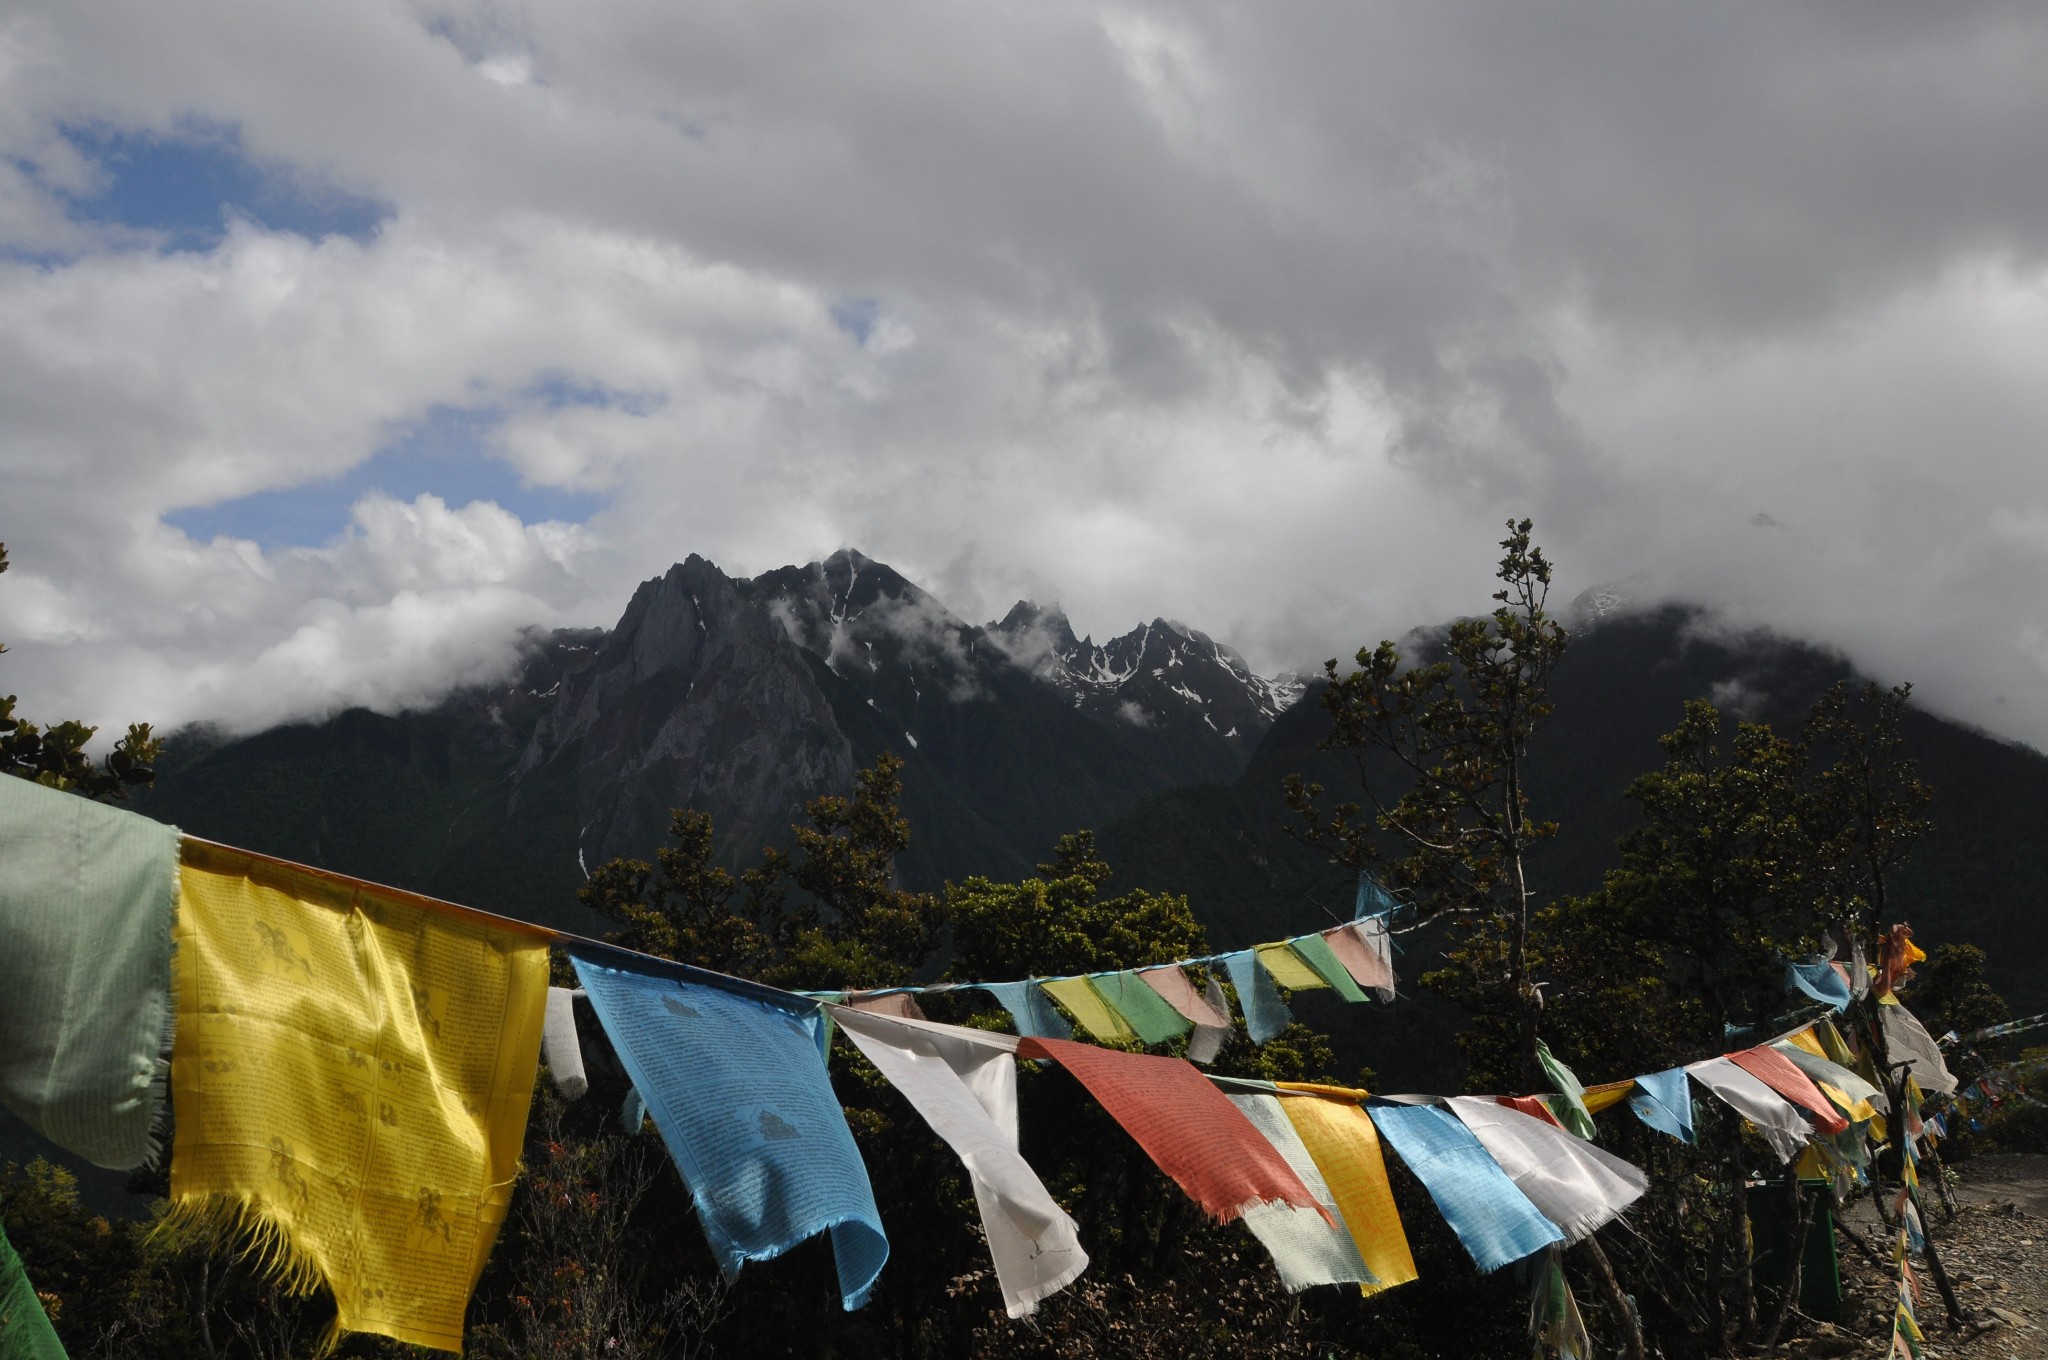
{"left": 1785, "top": 1153, "right": 2048, "bottom": 1358}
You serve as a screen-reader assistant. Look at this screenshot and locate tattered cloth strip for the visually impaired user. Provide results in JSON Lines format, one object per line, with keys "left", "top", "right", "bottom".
{"left": 1137, "top": 968, "right": 1231, "bottom": 1063}
{"left": 1255, "top": 942, "right": 1329, "bottom": 992}
{"left": 1685, "top": 1057, "right": 1809, "bottom": 1164}
{"left": 542, "top": 987, "right": 588, "bottom": 1100}
{"left": 1729, "top": 1047, "right": 1849, "bottom": 1135}
{"left": 0, "top": 775, "right": 179, "bottom": 1170}
{"left": 1190, "top": 977, "right": 1234, "bottom": 1064}
{"left": 1581, "top": 1080, "right": 1635, "bottom": 1115}
{"left": 846, "top": 990, "right": 928, "bottom": 1021}
{"left": 1358, "top": 917, "right": 1397, "bottom": 995}
{"left": 1812, "top": 1016, "right": 1864, "bottom": 1074}
{"left": 1774, "top": 1035, "right": 1889, "bottom": 1120}
{"left": 1528, "top": 1245, "right": 1591, "bottom": 1360}
{"left": 0, "top": 1207, "right": 67, "bottom": 1358}
{"left": 1366, "top": 1102, "right": 1563, "bottom": 1272}
{"left": 1880, "top": 1002, "right": 1959, "bottom": 1097}
{"left": 1876, "top": 924, "right": 1926, "bottom": 998}
{"left": 1499, "top": 1094, "right": 1563, "bottom": 1128}
{"left": 1224, "top": 950, "right": 1293, "bottom": 1044}
{"left": 1536, "top": 1040, "right": 1597, "bottom": 1140}
{"left": 1226, "top": 1094, "right": 1376, "bottom": 1292}
{"left": 1319, "top": 923, "right": 1394, "bottom": 1001}
{"left": 572, "top": 954, "right": 888, "bottom": 1311}
{"left": 1788, "top": 958, "right": 1852, "bottom": 1012}
{"left": 1287, "top": 934, "right": 1369, "bottom": 1002}
{"left": 1783, "top": 1027, "right": 1827, "bottom": 1058}
{"left": 1956, "top": 1010, "right": 2048, "bottom": 1044}
{"left": 1016, "top": 1038, "right": 1322, "bottom": 1223}
{"left": 979, "top": 981, "right": 1072, "bottom": 1040}
{"left": 1088, "top": 971, "right": 1192, "bottom": 1045}
{"left": 1039, "top": 977, "right": 1137, "bottom": 1045}
{"left": 1277, "top": 1093, "right": 1418, "bottom": 1296}
{"left": 829, "top": 1008, "right": 1085, "bottom": 1318}
{"left": 1444, "top": 1097, "right": 1647, "bottom": 1243}
{"left": 1627, "top": 1068, "right": 1695, "bottom": 1144}
{"left": 170, "top": 841, "right": 548, "bottom": 1352}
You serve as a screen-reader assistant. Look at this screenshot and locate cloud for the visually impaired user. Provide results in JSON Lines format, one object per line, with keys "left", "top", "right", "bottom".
{"left": 0, "top": 493, "right": 584, "bottom": 734}
{"left": 0, "top": 2, "right": 2042, "bottom": 751}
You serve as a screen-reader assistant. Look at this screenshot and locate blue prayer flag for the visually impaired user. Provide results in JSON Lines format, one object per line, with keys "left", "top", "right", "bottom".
{"left": 1223, "top": 950, "right": 1292, "bottom": 1045}
{"left": 1367, "top": 1102, "right": 1563, "bottom": 1272}
{"left": 1627, "top": 1068, "right": 1695, "bottom": 1144}
{"left": 980, "top": 981, "right": 1074, "bottom": 1040}
{"left": 1353, "top": 874, "right": 1399, "bottom": 920}
{"left": 572, "top": 954, "right": 889, "bottom": 1309}
{"left": 1787, "top": 960, "right": 1852, "bottom": 1012}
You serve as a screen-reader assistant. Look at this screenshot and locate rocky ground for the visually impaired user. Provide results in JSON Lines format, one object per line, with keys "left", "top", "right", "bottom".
{"left": 1777, "top": 1153, "right": 2048, "bottom": 1358}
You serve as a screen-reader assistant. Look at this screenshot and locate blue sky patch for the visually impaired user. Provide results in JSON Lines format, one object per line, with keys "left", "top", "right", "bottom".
{"left": 167, "top": 404, "right": 609, "bottom": 548}
{"left": 55, "top": 121, "right": 389, "bottom": 250}
{"left": 831, "top": 297, "right": 881, "bottom": 345}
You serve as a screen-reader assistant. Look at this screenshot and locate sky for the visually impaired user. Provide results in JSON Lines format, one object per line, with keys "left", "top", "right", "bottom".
{"left": 2, "top": 3, "right": 2046, "bottom": 750}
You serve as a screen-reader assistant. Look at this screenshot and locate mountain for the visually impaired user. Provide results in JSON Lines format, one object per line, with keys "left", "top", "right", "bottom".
{"left": 138, "top": 549, "right": 1301, "bottom": 928}
{"left": 34, "top": 560, "right": 2048, "bottom": 1207}
{"left": 1093, "top": 598, "right": 2048, "bottom": 1088}
{"left": 138, "top": 563, "right": 2048, "bottom": 1010}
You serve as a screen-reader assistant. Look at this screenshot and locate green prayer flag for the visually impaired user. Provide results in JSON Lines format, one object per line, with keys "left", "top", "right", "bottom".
{"left": 1535, "top": 1039, "right": 1597, "bottom": 1141}
{"left": 0, "top": 1210, "right": 68, "bottom": 1358}
{"left": 1288, "top": 935, "right": 1369, "bottom": 1002}
{"left": 1088, "top": 971, "right": 1194, "bottom": 1046}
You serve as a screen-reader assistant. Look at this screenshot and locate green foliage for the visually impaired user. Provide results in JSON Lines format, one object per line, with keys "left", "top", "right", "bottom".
{"left": 580, "top": 753, "right": 947, "bottom": 993}
{"left": 1900, "top": 943, "right": 2011, "bottom": 1042}
{"left": 1802, "top": 680, "right": 1933, "bottom": 934}
{"left": 0, "top": 543, "right": 162, "bottom": 801}
{"left": 1975, "top": 1050, "right": 2048, "bottom": 1154}
{"left": 948, "top": 831, "right": 1208, "bottom": 981}
{"left": 579, "top": 809, "right": 780, "bottom": 978}
{"left": 1536, "top": 700, "right": 1835, "bottom": 1076}
{"left": 0, "top": 1158, "right": 140, "bottom": 1345}
{"left": 468, "top": 1096, "right": 730, "bottom": 1360}
{"left": 562, "top": 772, "right": 1369, "bottom": 1356}
{"left": 1285, "top": 519, "right": 1568, "bottom": 1089}
{"left": 762, "top": 751, "right": 948, "bottom": 991}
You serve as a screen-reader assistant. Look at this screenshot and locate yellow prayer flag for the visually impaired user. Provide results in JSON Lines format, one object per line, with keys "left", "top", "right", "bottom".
{"left": 167, "top": 841, "right": 549, "bottom": 1353}
{"left": 1278, "top": 1095, "right": 1418, "bottom": 1298}
{"left": 1582, "top": 1080, "right": 1636, "bottom": 1115}
{"left": 1815, "top": 1080, "right": 1879, "bottom": 1125}
{"left": 1276, "top": 1080, "right": 1372, "bottom": 1102}
{"left": 1785, "top": 1027, "right": 1827, "bottom": 1058}
{"left": 1256, "top": 942, "right": 1330, "bottom": 991}
{"left": 1040, "top": 977, "right": 1137, "bottom": 1044}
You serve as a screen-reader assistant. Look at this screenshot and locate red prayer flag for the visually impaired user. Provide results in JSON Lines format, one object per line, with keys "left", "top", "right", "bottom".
{"left": 1017, "top": 1037, "right": 1326, "bottom": 1224}
{"left": 1729, "top": 1046, "right": 1849, "bottom": 1135}
{"left": 1496, "top": 1094, "right": 1564, "bottom": 1128}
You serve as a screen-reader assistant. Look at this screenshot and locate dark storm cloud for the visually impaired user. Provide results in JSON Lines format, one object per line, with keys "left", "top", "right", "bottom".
{"left": 0, "top": 1, "right": 2042, "bottom": 747}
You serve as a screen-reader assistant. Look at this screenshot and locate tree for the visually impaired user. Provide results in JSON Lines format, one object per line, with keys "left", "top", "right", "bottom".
{"left": 1283, "top": 519, "right": 1567, "bottom": 1091}
{"left": 948, "top": 830, "right": 1207, "bottom": 981}
{"left": 1530, "top": 699, "right": 1842, "bottom": 1351}
{"left": 1900, "top": 943, "right": 2010, "bottom": 1044}
{"left": 578, "top": 808, "right": 779, "bottom": 978}
{"left": 1538, "top": 700, "right": 1832, "bottom": 1077}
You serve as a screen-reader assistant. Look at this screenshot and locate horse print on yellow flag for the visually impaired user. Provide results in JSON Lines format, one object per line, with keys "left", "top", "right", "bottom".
{"left": 167, "top": 841, "right": 549, "bottom": 1352}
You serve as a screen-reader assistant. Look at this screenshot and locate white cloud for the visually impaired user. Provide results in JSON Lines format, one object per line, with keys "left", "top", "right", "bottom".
{"left": 0, "top": 2, "right": 2043, "bottom": 751}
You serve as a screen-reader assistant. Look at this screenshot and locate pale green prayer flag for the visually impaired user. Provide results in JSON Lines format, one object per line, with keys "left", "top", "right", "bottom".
{"left": 1536, "top": 1039, "right": 1597, "bottom": 1141}
{"left": 0, "top": 775, "right": 179, "bottom": 1169}
{"left": 1288, "top": 935, "right": 1369, "bottom": 1002}
{"left": 1087, "top": 971, "right": 1193, "bottom": 1046}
